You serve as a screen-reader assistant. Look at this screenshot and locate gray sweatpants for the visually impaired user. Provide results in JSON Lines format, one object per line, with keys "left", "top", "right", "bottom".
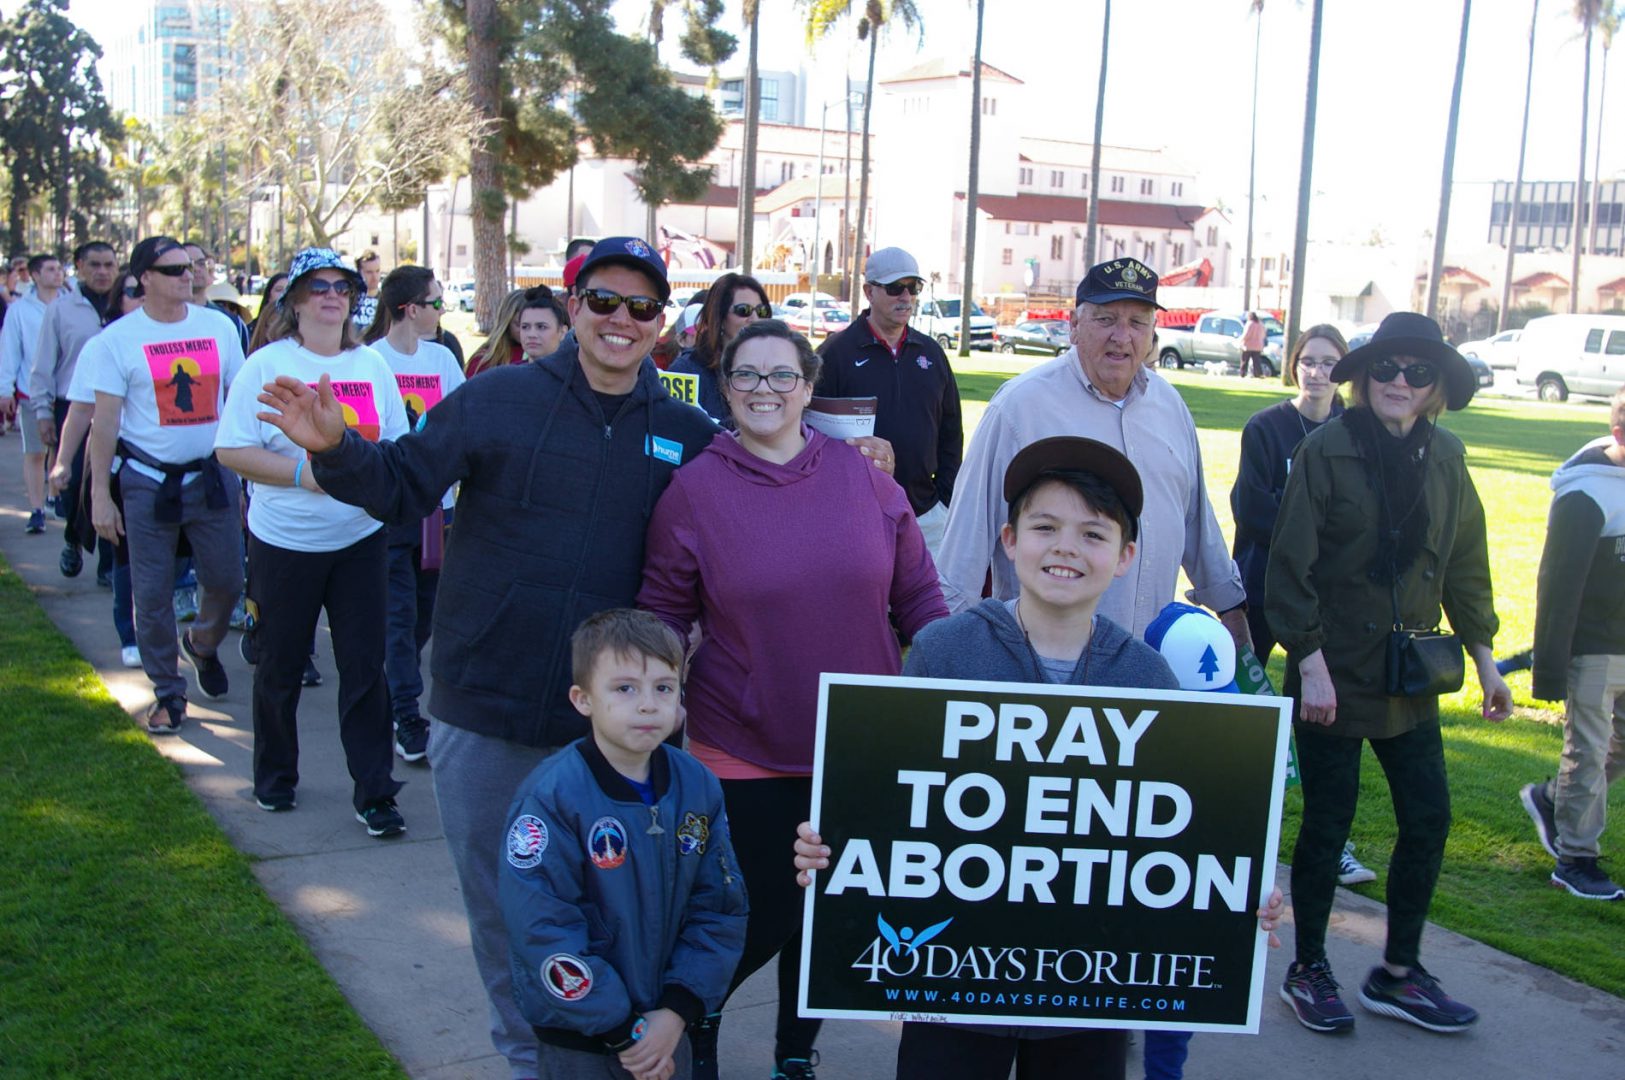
{"left": 538, "top": 1036, "right": 692, "bottom": 1079}
{"left": 431, "top": 722, "right": 555, "bottom": 1080}
{"left": 120, "top": 470, "right": 242, "bottom": 702}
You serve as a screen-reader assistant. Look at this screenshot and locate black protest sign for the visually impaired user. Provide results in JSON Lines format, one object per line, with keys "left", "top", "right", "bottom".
{"left": 799, "top": 675, "right": 1291, "bottom": 1033}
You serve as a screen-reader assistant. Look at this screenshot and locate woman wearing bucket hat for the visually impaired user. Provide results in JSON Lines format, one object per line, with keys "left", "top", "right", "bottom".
{"left": 1265, "top": 311, "right": 1512, "bottom": 1036}
{"left": 215, "top": 247, "right": 412, "bottom": 837}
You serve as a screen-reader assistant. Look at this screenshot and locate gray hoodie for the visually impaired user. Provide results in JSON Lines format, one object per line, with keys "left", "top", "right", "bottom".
{"left": 1533, "top": 436, "right": 1625, "bottom": 700}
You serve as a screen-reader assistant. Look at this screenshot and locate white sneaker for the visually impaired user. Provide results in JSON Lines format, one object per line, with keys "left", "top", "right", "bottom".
{"left": 1339, "top": 841, "right": 1377, "bottom": 885}
{"left": 121, "top": 645, "right": 142, "bottom": 668}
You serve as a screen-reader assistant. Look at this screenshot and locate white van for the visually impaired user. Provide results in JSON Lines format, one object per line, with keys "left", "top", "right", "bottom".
{"left": 1514, "top": 314, "right": 1625, "bottom": 402}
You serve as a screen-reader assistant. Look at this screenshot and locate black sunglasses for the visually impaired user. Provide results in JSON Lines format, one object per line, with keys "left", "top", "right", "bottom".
{"left": 413, "top": 296, "right": 445, "bottom": 311}
{"left": 306, "top": 278, "right": 356, "bottom": 297}
{"left": 581, "top": 287, "right": 663, "bottom": 322}
{"left": 730, "top": 302, "right": 773, "bottom": 319}
{"left": 875, "top": 280, "right": 922, "bottom": 296}
{"left": 1368, "top": 357, "right": 1438, "bottom": 389}
{"left": 147, "top": 263, "right": 191, "bottom": 278}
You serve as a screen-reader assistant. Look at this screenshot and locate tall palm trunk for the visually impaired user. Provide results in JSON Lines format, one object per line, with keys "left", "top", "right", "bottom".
{"left": 850, "top": 27, "right": 877, "bottom": 316}
{"left": 1572, "top": 22, "right": 1594, "bottom": 312}
{"left": 958, "top": 0, "right": 986, "bottom": 358}
{"left": 1084, "top": 0, "right": 1110, "bottom": 266}
{"left": 1588, "top": 32, "right": 1613, "bottom": 253}
{"left": 1426, "top": 0, "right": 1473, "bottom": 325}
{"left": 737, "top": 4, "right": 760, "bottom": 270}
{"left": 466, "top": 0, "right": 506, "bottom": 331}
{"left": 1243, "top": 2, "right": 1263, "bottom": 311}
{"left": 1285, "top": 0, "right": 1324, "bottom": 354}
{"left": 1499, "top": 0, "right": 1540, "bottom": 331}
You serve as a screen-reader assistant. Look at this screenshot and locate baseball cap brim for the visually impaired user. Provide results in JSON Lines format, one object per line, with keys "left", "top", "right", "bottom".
{"left": 1003, "top": 436, "right": 1144, "bottom": 526}
{"left": 1077, "top": 287, "right": 1165, "bottom": 311}
{"left": 576, "top": 238, "right": 671, "bottom": 303}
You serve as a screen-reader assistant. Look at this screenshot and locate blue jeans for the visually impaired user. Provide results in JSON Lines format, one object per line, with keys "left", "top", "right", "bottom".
{"left": 384, "top": 536, "right": 440, "bottom": 721}
{"left": 1143, "top": 1030, "right": 1191, "bottom": 1079}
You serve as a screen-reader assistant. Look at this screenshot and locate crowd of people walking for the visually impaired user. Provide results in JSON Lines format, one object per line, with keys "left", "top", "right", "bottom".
{"left": 0, "top": 228, "right": 1618, "bottom": 1080}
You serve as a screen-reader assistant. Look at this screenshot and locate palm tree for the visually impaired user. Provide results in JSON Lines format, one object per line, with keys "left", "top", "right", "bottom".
{"left": 1242, "top": 1, "right": 1263, "bottom": 311}
{"left": 1498, "top": 0, "right": 1541, "bottom": 332}
{"left": 1572, "top": 0, "right": 1604, "bottom": 312}
{"left": 802, "top": 0, "right": 923, "bottom": 313}
{"left": 1425, "top": 0, "right": 1473, "bottom": 326}
{"left": 1084, "top": 0, "right": 1110, "bottom": 266}
{"left": 957, "top": 0, "right": 986, "bottom": 358}
{"left": 1587, "top": 2, "right": 1620, "bottom": 254}
{"left": 738, "top": 0, "right": 760, "bottom": 271}
{"left": 1284, "top": 0, "right": 1324, "bottom": 354}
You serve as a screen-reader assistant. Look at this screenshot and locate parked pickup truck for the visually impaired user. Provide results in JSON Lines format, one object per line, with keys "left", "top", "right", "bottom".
{"left": 1158, "top": 311, "right": 1285, "bottom": 375}
{"left": 915, "top": 295, "right": 997, "bottom": 351}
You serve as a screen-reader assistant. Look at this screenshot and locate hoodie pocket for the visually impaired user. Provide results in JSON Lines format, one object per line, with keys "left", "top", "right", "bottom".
{"left": 455, "top": 582, "right": 569, "bottom": 699}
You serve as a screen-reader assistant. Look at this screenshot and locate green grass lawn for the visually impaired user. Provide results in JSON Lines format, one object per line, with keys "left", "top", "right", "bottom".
{"left": 0, "top": 565, "right": 406, "bottom": 1078}
{"left": 955, "top": 363, "right": 1625, "bottom": 997}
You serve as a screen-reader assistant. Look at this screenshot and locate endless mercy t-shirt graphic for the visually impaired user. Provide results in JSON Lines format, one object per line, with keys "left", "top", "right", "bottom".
{"left": 143, "top": 338, "right": 221, "bottom": 426}
{"left": 331, "top": 380, "right": 381, "bottom": 442}
{"left": 394, "top": 373, "right": 442, "bottom": 431}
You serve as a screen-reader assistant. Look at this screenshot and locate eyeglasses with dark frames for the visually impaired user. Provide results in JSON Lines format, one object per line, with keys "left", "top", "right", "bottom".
{"left": 727, "top": 368, "right": 806, "bottom": 393}
{"left": 580, "top": 287, "right": 663, "bottom": 322}
{"left": 730, "top": 302, "right": 773, "bottom": 318}
{"left": 1367, "top": 357, "right": 1438, "bottom": 389}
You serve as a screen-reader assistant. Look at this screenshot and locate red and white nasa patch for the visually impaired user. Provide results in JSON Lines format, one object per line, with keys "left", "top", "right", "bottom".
{"left": 506, "top": 814, "right": 548, "bottom": 869}
{"left": 541, "top": 953, "right": 593, "bottom": 1001}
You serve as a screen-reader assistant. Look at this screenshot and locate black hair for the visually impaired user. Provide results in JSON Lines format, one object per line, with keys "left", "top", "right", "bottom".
{"left": 25, "top": 252, "right": 59, "bottom": 276}
{"left": 72, "top": 241, "right": 115, "bottom": 264}
{"left": 695, "top": 272, "right": 770, "bottom": 370}
{"left": 364, "top": 265, "right": 437, "bottom": 343}
{"left": 1007, "top": 468, "right": 1136, "bottom": 544}
{"left": 522, "top": 284, "right": 569, "bottom": 327}
{"left": 720, "top": 319, "right": 821, "bottom": 387}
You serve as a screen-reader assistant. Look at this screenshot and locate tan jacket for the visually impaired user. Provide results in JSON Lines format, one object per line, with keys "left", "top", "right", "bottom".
{"left": 1265, "top": 417, "right": 1498, "bottom": 739}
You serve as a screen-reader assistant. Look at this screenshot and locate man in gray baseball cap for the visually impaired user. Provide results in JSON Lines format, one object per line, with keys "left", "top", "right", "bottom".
{"left": 815, "top": 245, "right": 963, "bottom": 555}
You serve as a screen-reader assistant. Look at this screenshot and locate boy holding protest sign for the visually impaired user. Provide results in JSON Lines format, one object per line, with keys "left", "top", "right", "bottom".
{"left": 795, "top": 437, "right": 1283, "bottom": 1078}
{"left": 499, "top": 610, "right": 748, "bottom": 1080}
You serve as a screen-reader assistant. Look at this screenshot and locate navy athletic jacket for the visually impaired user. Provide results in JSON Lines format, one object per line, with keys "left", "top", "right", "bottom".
{"left": 310, "top": 343, "right": 717, "bottom": 747}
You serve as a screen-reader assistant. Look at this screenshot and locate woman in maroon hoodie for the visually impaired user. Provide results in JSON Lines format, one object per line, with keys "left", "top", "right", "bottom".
{"left": 639, "top": 318, "right": 948, "bottom": 1080}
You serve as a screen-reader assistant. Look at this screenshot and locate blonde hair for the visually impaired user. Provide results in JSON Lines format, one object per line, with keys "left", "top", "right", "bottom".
{"left": 262, "top": 274, "right": 364, "bottom": 352}
{"left": 466, "top": 289, "right": 528, "bottom": 376}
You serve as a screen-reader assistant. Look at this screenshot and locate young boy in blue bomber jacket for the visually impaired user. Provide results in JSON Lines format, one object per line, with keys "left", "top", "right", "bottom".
{"left": 500, "top": 609, "right": 748, "bottom": 1080}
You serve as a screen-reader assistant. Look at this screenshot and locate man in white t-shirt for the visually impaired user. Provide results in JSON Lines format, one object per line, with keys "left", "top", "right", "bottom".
{"left": 87, "top": 236, "right": 247, "bottom": 735}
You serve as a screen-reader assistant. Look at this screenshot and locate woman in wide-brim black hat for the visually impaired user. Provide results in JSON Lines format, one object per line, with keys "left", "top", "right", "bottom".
{"left": 1264, "top": 309, "right": 1512, "bottom": 1035}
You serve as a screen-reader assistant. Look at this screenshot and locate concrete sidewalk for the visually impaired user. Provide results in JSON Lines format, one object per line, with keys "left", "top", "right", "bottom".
{"left": 0, "top": 434, "right": 1620, "bottom": 1079}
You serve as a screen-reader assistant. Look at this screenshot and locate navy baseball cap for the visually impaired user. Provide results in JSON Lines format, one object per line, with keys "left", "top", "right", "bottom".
{"left": 575, "top": 237, "right": 671, "bottom": 303}
{"left": 1075, "top": 258, "right": 1164, "bottom": 310}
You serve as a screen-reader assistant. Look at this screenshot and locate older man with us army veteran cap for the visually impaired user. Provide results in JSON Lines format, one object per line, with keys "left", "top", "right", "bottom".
{"left": 936, "top": 257, "right": 1252, "bottom": 648}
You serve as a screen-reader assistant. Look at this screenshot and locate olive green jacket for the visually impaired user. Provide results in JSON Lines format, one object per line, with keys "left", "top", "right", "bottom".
{"left": 1264, "top": 417, "right": 1498, "bottom": 739}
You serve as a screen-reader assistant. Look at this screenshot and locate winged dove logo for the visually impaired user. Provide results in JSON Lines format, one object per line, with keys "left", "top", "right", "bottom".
{"left": 876, "top": 913, "right": 954, "bottom": 956}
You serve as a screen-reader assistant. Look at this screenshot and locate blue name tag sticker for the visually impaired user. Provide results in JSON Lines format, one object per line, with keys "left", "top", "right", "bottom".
{"left": 645, "top": 434, "right": 683, "bottom": 466}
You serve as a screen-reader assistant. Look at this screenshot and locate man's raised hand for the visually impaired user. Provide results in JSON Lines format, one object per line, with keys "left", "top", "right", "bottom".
{"left": 256, "top": 374, "right": 347, "bottom": 454}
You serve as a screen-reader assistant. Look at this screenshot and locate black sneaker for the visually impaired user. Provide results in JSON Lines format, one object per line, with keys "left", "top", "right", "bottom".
{"left": 394, "top": 715, "right": 430, "bottom": 763}
{"left": 181, "top": 631, "right": 229, "bottom": 700}
{"left": 1358, "top": 965, "right": 1477, "bottom": 1032}
{"left": 256, "top": 793, "right": 296, "bottom": 812}
{"left": 239, "top": 630, "right": 258, "bottom": 666}
{"left": 1280, "top": 959, "right": 1355, "bottom": 1033}
{"left": 302, "top": 657, "right": 323, "bottom": 687}
{"left": 59, "top": 542, "right": 82, "bottom": 577}
{"left": 771, "top": 1053, "right": 820, "bottom": 1080}
{"left": 1520, "top": 780, "right": 1559, "bottom": 858}
{"left": 1551, "top": 857, "right": 1625, "bottom": 900}
{"left": 25, "top": 509, "right": 44, "bottom": 534}
{"left": 143, "top": 695, "right": 186, "bottom": 735}
{"left": 356, "top": 798, "right": 406, "bottom": 838}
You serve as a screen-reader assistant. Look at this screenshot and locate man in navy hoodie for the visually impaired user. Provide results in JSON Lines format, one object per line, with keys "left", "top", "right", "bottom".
{"left": 255, "top": 238, "right": 719, "bottom": 1080}
{"left": 1521, "top": 385, "right": 1625, "bottom": 902}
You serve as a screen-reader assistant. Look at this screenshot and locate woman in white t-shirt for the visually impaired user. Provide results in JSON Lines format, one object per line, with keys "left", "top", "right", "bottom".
{"left": 360, "top": 265, "right": 465, "bottom": 763}
{"left": 216, "top": 247, "right": 410, "bottom": 839}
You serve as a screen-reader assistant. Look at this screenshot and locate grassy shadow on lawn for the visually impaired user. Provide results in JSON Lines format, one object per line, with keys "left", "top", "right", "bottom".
{"left": 0, "top": 562, "right": 405, "bottom": 1078}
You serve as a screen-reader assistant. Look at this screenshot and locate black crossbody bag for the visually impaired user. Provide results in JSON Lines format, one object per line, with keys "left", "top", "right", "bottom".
{"left": 1385, "top": 576, "right": 1464, "bottom": 698}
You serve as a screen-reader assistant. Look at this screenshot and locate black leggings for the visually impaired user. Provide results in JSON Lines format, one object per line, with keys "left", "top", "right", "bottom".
{"left": 719, "top": 776, "right": 819, "bottom": 1063}
{"left": 896, "top": 1023, "right": 1126, "bottom": 1080}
